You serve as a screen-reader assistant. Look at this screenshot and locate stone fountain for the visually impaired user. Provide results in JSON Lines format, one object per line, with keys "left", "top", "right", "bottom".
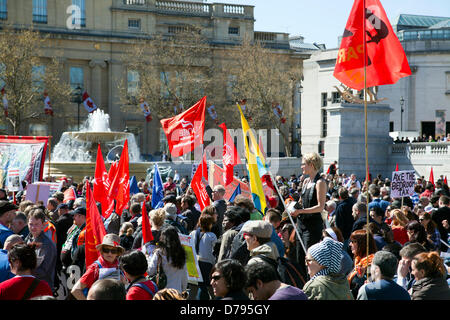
{"left": 47, "top": 109, "right": 150, "bottom": 181}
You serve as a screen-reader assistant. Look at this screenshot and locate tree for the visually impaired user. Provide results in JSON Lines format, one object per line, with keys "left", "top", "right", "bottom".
{"left": 0, "top": 26, "right": 71, "bottom": 135}
{"left": 222, "top": 37, "right": 302, "bottom": 157}
{"left": 119, "top": 28, "right": 216, "bottom": 122}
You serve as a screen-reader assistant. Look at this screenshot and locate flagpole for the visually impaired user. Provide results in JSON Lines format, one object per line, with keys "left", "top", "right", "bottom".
{"left": 363, "top": 0, "right": 370, "bottom": 280}
{"left": 268, "top": 171, "right": 307, "bottom": 255}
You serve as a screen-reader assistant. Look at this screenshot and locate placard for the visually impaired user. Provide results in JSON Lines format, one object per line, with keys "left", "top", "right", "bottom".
{"left": 391, "top": 170, "right": 416, "bottom": 198}
{"left": 6, "top": 168, "right": 21, "bottom": 192}
{"left": 178, "top": 233, "right": 203, "bottom": 284}
{"left": 25, "top": 183, "right": 51, "bottom": 204}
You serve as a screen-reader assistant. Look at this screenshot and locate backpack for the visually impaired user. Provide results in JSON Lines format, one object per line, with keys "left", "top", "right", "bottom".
{"left": 132, "top": 281, "right": 157, "bottom": 299}
{"left": 229, "top": 230, "right": 250, "bottom": 265}
{"left": 255, "top": 254, "right": 306, "bottom": 289}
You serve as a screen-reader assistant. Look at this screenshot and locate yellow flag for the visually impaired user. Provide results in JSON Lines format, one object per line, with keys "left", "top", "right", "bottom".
{"left": 237, "top": 103, "right": 267, "bottom": 214}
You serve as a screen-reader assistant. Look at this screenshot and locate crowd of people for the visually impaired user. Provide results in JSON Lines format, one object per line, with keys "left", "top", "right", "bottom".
{"left": 0, "top": 152, "right": 449, "bottom": 301}
{"left": 394, "top": 133, "right": 450, "bottom": 143}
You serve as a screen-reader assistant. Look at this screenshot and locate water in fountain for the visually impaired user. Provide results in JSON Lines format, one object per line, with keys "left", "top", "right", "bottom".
{"left": 52, "top": 109, "right": 142, "bottom": 162}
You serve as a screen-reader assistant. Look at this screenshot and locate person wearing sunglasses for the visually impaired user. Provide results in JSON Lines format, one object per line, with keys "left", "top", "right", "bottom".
{"left": 210, "top": 259, "right": 249, "bottom": 300}
{"left": 70, "top": 234, "right": 126, "bottom": 300}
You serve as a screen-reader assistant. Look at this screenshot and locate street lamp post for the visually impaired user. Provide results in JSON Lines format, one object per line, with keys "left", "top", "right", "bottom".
{"left": 71, "top": 86, "right": 83, "bottom": 131}
{"left": 400, "top": 96, "right": 405, "bottom": 132}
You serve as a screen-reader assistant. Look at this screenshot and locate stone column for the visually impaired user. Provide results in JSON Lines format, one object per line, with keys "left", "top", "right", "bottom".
{"left": 323, "top": 103, "right": 393, "bottom": 179}
{"left": 89, "top": 59, "right": 107, "bottom": 109}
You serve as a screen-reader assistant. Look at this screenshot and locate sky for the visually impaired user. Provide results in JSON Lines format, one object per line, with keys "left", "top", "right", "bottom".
{"left": 206, "top": 0, "right": 450, "bottom": 49}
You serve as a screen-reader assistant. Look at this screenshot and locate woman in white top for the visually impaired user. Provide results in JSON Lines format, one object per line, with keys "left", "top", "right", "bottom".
{"left": 190, "top": 214, "right": 217, "bottom": 300}
{"left": 147, "top": 226, "right": 187, "bottom": 293}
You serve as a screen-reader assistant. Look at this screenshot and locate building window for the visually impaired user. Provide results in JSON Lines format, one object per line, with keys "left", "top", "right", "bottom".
{"left": 70, "top": 67, "right": 84, "bottom": 91}
{"left": 228, "top": 27, "right": 239, "bottom": 35}
{"left": 128, "top": 19, "right": 141, "bottom": 30}
{"left": 127, "top": 70, "right": 140, "bottom": 97}
{"left": 72, "top": 0, "right": 86, "bottom": 27}
{"left": 0, "top": 0, "right": 7, "bottom": 20}
{"left": 332, "top": 91, "right": 341, "bottom": 104}
{"left": 33, "top": 0, "right": 47, "bottom": 24}
{"left": 321, "top": 108, "right": 327, "bottom": 138}
{"left": 29, "top": 123, "right": 48, "bottom": 136}
{"left": 32, "top": 65, "right": 45, "bottom": 93}
{"left": 389, "top": 121, "right": 394, "bottom": 132}
{"left": 321, "top": 92, "right": 327, "bottom": 107}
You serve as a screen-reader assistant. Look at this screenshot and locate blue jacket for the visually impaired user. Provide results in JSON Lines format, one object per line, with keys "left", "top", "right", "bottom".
{"left": 0, "top": 249, "right": 14, "bottom": 283}
{"left": 357, "top": 279, "right": 411, "bottom": 300}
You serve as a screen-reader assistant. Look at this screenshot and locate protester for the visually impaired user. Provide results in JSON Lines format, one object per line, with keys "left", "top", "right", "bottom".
{"left": 210, "top": 259, "right": 249, "bottom": 300}
{"left": 347, "top": 229, "right": 378, "bottom": 298}
{"left": 0, "top": 200, "right": 17, "bottom": 249}
{"left": 147, "top": 226, "right": 187, "bottom": 293}
{"left": 71, "top": 233, "right": 125, "bottom": 300}
{"left": 153, "top": 288, "right": 187, "bottom": 300}
{"left": 245, "top": 261, "right": 308, "bottom": 300}
{"left": 290, "top": 152, "right": 327, "bottom": 274}
{"left": 86, "top": 278, "right": 126, "bottom": 300}
{"left": 0, "top": 243, "right": 53, "bottom": 300}
{"left": 410, "top": 251, "right": 450, "bottom": 300}
{"left": 25, "top": 209, "right": 57, "bottom": 291}
{"left": 119, "top": 250, "right": 157, "bottom": 300}
{"left": 0, "top": 235, "right": 24, "bottom": 283}
{"left": 357, "top": 251, "right": 410, "bottom": 300}
{"left": 217, "top": 206, "right": 245, "bottom": 262}
{"left": 190, "top": 214, "right": 217, "bottom": 300}
{"left": 302, "top": 237, "right": 353, "bottom": 300}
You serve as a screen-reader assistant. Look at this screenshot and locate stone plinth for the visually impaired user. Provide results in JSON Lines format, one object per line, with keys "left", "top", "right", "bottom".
{"left": 323, "top": 103, "right": 393, "bottom": 179}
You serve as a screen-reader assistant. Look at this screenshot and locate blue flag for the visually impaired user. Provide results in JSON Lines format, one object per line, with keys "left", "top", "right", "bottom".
{"left": 228, "top": 183, "right": 241, "bottom": 203}
{"left": 152, "top": 164, "right": 164, "bottom": 209}
{"left": 129, "top": 176, "right": 140, "bottom": 195}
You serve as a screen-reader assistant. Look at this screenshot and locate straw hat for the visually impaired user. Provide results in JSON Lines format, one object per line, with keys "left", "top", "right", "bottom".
{"left": 95, "top": 233, "right": 125, "bottom": 255}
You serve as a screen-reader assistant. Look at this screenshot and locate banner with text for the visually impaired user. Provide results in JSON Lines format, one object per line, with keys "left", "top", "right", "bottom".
{"left": 391, "top": 170, "right": 416, "bottom": 198}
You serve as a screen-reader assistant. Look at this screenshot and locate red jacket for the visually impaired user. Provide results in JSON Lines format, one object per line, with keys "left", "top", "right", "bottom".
{"left": 0, "top": 276, "right": 53, "bottom": 300}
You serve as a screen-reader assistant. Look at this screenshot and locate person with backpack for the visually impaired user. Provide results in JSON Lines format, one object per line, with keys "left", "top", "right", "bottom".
{"left": 163, "top": 203, "right": 188, "bottom": 235}
{"left": 70, "top": 234, "right": 126, "bottom": 300}
{"left": 302, "top": 237, "right": 353, "bottom": 300}
{"left": 190, "top": 214, "right": 217, "bottom": 300}
{"left": 119, "top": 250, "right": 158, "bottom": 300}
{"left": 242, "top": 220, "right": 280, "bottom": 266}
{"left": 0, "top": 243, "right": 53, "bottom": 300}
{"left": 244, "top": 260, "right": 308, "bottom": 300}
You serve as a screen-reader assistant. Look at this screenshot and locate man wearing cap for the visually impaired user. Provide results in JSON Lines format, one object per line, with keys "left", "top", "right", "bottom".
{"left": 164, "top": 203, "right": 187, "bottom": 235}
{"left": 0, "top": 200, "right": 17, "bottom": 249}
{"left": 242, "top": 220, "right": 279, "bottom": 266}
{"left": 61, "top": 207, "right": 86, "bottom": 270}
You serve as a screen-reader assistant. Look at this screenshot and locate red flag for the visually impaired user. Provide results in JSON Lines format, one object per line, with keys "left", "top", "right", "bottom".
{"left": 63, "top": 187, "right": 77, "bottom": 203}
{"left": 190, "top": 154, "right": 210, "bottom": 211}
{"left": 219, "top": 122, "right": 241, "bottom": 186}
{"left": 429, "top": 167, "right": 435, "bottom": 187}
{"left": 141, "top": 200, "right": 154, "bottom": 246}
{"left": 85, "top": 180, "right": 106, "bottom": 267}
{"left": 333, "top": 0, "right": 411, "bottom": 90}
{"left": 93, "top": 144, "right": 113, "bottom": 218}
{"left": 160, "top": 96, "right": 206, "bottom": 157}
{"left": 444, "top": 176, "right": 448, "bottom": 186}
{"left": 108, "top": 140, "right": 130, "bottom": 216}
{"left": 395, "top": 163, "right": 399, "bottom": 171}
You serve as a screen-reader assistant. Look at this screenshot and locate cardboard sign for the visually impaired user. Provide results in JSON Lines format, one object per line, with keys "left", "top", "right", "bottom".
{"left": 25, "top": 183, "right": 51, "bottom": 204}
{"left": 6, "top": 168, "right": 21, "bottom": 192}
{"left": 178, "top": 233, "right": 203, "bottom": 284}
{"left": 391, "top": 170, "right": 416, "bottom": 198}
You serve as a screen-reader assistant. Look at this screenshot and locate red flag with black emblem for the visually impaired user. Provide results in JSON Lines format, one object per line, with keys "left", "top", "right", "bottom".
{"left": 85, "top": 180, "right": 106, "bottom": 267}
{"left": 160, "top": 96, "right": 206, "bottom": 157}
{"left": 334, "top": 0, "right": 411, "bottom": 90}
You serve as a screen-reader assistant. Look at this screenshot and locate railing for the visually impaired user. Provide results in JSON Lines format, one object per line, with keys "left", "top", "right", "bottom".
{"left": 155, "top": 1, "right": 210, "bottom": 14}
{"left": 114, "top": 1, "right": 254, "bottom": 19}
{"left": 254, "top": 32, "right": 276, "bottom": 42}
{"left": 390, "top": 142, "right": 450, "bottom": 156}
